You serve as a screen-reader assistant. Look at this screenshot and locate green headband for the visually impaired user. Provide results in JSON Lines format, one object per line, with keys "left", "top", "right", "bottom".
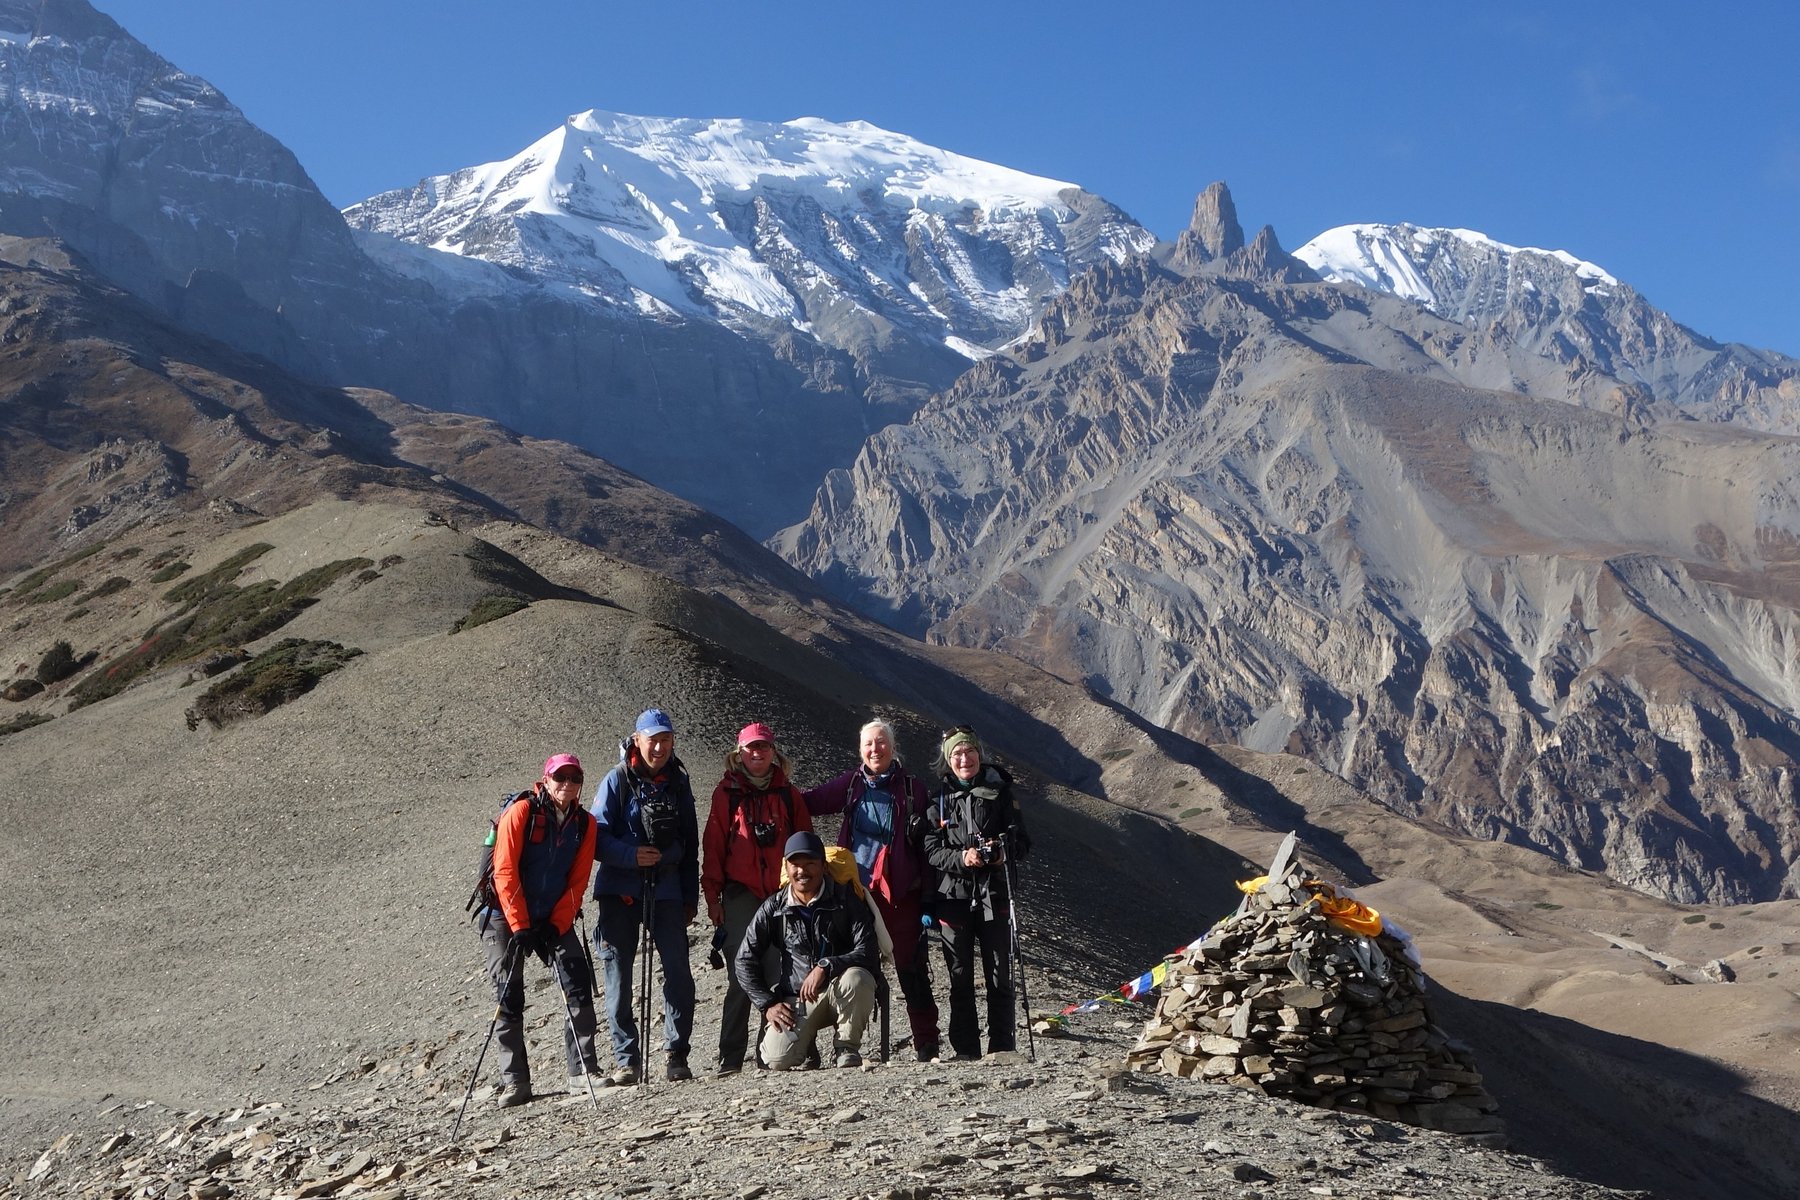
{"left": 942, "top": 729, "right": 981, "bottom": 763}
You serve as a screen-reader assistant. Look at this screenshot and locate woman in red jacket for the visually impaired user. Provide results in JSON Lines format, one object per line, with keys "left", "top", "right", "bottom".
{"left": 804, "top": 718, "right": 941, "bottom": 1061}
{"left": 701, "top": 723, "right": 812, "bottom": 1075}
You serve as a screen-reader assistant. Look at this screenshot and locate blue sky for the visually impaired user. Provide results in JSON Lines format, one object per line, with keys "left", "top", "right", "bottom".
{"left": 101, "top": 1, "right": 1798, "bottom": 355}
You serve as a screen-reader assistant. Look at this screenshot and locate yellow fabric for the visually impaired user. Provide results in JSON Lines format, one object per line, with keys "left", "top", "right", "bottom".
{"left": 779, "top": 845, "right": 867, "bottom": 899}
{"left": 1234, "top": 874, "right": 1383, "bottom": 936}
{"left": 1306, "top": 880, "right": 1383, "bottom": 936}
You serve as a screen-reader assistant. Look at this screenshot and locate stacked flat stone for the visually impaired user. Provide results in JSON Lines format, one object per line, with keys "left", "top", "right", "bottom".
{"left": 1127, "top": 859, "right": 1503, "bottom": 1140}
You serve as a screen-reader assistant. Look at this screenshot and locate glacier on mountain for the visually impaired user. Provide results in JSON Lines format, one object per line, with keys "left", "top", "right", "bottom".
{"left": 344, "top": 110, "right": 1156, "bottom": 357}
{"left": 1295, "top": 223, "right": 1617, "bottom": 315}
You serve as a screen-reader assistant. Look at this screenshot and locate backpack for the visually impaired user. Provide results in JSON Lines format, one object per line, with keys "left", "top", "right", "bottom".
{"left": 466, "top": 787, "right": 591, "bottom": 915}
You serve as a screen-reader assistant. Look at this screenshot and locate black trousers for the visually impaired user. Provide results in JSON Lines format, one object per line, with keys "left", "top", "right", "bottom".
{"left": 934, "top": 899, "right": 1014, "bottom": 1057}
{"left": 477, "top": 916, "right": 600, "bottom": 1085}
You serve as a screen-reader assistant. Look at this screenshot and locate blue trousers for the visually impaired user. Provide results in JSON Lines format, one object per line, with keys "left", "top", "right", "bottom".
{"left": 596, "top": 894, "right": 695, "bottom": 1068}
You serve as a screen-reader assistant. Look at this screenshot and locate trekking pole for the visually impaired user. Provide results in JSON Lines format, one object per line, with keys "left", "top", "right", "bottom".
{"left": 638, "top": 869, "right": 657, "bottom": 1094}
{"left": 452, "top": 940, "right": 524, "bottom": 1143}
{"left": 1002, "top": 834, "right": 1036, "bottom": 1062}
{"left": 576, "top": 908, "right": 599, "bottom": 985}
{"left": 546, "top": 941, "right": 601, "bottom": 1113}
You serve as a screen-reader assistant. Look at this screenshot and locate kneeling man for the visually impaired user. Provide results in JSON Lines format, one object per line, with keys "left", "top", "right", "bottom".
{"left": 733, "top": 831, "right": 879, "bottom": 1069}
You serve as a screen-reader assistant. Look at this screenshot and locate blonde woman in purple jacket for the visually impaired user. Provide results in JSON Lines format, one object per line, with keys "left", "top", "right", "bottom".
{"left": 803, "top": 718, "right": 941, "bottom": 1061}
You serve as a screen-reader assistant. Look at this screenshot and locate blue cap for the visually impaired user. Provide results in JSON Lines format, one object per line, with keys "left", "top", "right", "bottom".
{"left": 635, "top": 708, "right": 674, "bottom": 736}
{"left": 783, "top": 831, "right": 826, "bottom": 861}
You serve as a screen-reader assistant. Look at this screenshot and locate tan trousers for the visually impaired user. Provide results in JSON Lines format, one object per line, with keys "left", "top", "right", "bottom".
{"left": 760, "top": 966, "right": 877, "bottom": 1069}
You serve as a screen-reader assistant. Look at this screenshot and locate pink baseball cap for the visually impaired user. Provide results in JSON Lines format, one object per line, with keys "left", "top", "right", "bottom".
{"left": 543, "top": 753, "right": 583, "bottom": 777}
{"left": 737, "top": 722, "right": 776, "bottom": 747}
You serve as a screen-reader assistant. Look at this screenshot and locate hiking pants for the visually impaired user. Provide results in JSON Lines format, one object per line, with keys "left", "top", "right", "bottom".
{"left": 759, "top": 966, "right": 878, "bottom": 1069}
{"left": 935, "top": 901, "right": 1014, "bottom": 1057}
{"left": 716, "top": 882, "right": 777, "bottom": 1070}
{"left": 876, "top": 890, "right": 940, "bottom": 1055}
{"left": 477, "top": 916, "right": 600, "bottom": 1085}
{"left": 596, "top": 894, "right": 695, "bottom": 1069}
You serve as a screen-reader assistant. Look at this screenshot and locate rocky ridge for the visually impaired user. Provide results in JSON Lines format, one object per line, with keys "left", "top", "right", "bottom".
{"left": 1293, "top": 222, "right": 1800, "bottom": 432}
{"left": 6, "top": 1019, "right": 1641, "bottom": 1200}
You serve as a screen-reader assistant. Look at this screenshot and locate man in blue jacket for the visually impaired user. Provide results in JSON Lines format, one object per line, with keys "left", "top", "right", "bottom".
{"left": 591, "top": 708, "right": 700, "bottom": 1083}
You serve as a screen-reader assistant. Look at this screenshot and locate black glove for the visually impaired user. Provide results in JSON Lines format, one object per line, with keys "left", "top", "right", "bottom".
{"left": 531, "top": 920, "right": 559, "bottom": 957}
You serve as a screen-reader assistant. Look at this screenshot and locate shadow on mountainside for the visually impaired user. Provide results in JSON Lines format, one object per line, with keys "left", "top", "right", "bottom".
{"left": 1434, "top": 987, "right": 1800, "bottom": 1200}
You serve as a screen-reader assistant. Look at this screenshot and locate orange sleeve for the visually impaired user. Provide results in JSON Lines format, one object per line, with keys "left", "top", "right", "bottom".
{"left": 701, "top": 782, "right": 730, "bottom": 907}
{"left": 491, "top": 799, "right": 532, "bottom": 934}
{"left": 550, "top": 813, "right": 596, "bottom": 935}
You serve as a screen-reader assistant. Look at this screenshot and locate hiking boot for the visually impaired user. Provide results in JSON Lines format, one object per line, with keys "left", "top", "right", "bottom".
{"left": 835, "top": 1050, "right": 862, "bottom": 1069}
{"left": 599, "top": 1065, "right": 639, "bottom": 1087}
{"left": 914, "top": 1044, "right": 940, "bottom": 1063}
{"left": 714, "top": 1060, "right": 742, "bottom": 1077}
{"left": 665, "top": 1058, "right": 693, "bottom": 1082}
{"left": 568, "top": 1072, "right": 598, "bottom": 1095}
{"left": 495, "top": 1082, "right": 532, "bottom": 1108}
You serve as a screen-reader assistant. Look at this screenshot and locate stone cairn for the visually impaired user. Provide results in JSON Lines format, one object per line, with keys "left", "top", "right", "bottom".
{"left": 1127, "top": 856, "right": 1503, "bottom": 1141}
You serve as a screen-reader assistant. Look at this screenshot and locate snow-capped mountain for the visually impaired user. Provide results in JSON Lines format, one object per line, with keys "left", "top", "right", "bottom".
{"left": 345, "top": 111, "right": 1156, "bottom": 358}
{"left": 1295, "top": 222, "right": 1800, "bottom": 432}
{"left": 1295, "top": 223, "right": 1618, "bottom": 320}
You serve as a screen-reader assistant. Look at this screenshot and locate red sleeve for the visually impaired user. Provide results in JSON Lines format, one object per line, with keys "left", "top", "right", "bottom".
{"left": 701, "top": 781, "right": 730, "bottom": 908}
{"left": 491, "top": 800, "right": 532, "bottom": 934}
{"left": 791, "top": 784, "right": 814, "bottom": 833}
{"left": 550, "top": 813, "right": 596, "bottom": 934}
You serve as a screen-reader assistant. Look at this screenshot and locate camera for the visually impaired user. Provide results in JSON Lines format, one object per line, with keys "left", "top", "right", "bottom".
{"left": 971, "top": 840, "right": 996, "bottom": 866}
{"left": 751, "top": 818, "right": 779, "bottom": 848}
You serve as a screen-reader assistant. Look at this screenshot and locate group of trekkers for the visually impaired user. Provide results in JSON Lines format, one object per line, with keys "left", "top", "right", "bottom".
{"left": 471, "top": 709, "right": 1032, "bottom": 1108}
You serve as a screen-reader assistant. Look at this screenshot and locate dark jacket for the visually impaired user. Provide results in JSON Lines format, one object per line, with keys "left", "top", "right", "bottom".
{"left": 923, "top": 764, "right": 1031, "bottom": 919}
{"left": 591, "top": 747, "right": 700, "bottom": 910}
{"left": 804, "top": 763, "right": 932, "bottom": 903}
{"left": 732, "top": 876, "right": 878, "bottom": 1013}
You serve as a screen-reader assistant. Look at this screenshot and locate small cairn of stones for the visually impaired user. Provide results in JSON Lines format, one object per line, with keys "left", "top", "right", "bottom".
{"left": 1127, "top": 857, "right": 1503, "bottom": 1141}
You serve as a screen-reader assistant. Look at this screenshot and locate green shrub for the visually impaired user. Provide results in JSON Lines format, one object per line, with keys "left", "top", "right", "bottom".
{"left": 163, "top": 543, "right": 275, "bottom": 605}
{"left": 69, "top": 554, "right": 374, "bottom": 710}
{"left": 1681, "top": 914, "right": 1706, "bottom": 924}
{"left": 111, "top": 546, "right": 143, "bottom": 562}
{"left": 1292, "top": 767, "right": 1310, "bottom": 775}
{"left": 25, "top": 579, "right": 80, "bottom": 605}
{"left": 149, "top": 562, "right": 191, "bottom": 583}
{"left": 1708, "top": 922, "right": 1724, "bottom": 930}
{"left": 1533, "top": 902, "right": 1564, "bottom": 911}
{"left": 36, "top": 641, "right": 80, "bottom": 684}
{"left": 0, "top": 711, "right": 51, "bottom": 736}
{"left": 186, "top": 638, "right": 361, "bottom": 729}
{"left": 454, "top": 595, "right": 530, "bottom": 632}
{"left": 75, "top": 577, "right": 131, "bottom": 604}
{"left": 3, "top": 677, "right": 45, "bottom": 701}
{"left": 147, "top": 547, "right": 184, "bottom": 569}
{"left": 1178, "top": 806, "right": 1207, "bottom": 819}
